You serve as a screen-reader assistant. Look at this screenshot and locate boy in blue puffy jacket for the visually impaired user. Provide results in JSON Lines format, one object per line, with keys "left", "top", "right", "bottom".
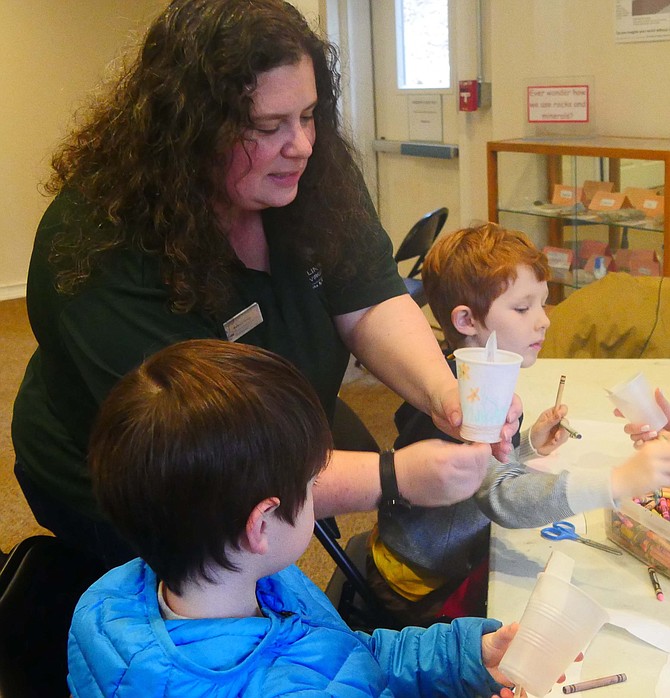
{"left": 67, "top": 339, "right": 522, "bottom": 697}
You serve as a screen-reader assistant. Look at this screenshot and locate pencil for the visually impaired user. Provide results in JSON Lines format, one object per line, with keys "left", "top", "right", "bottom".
{"left": 562, "top": 673, "right": 627, "bottom": 693}
{"left": 648, "top": 566, "right": 664, "bottom": 601}
{"left": 555, "top": 375, "right": 566, "bottom": 409}
{"left": 559, "top": 419, "right": 582, "bottom": 440}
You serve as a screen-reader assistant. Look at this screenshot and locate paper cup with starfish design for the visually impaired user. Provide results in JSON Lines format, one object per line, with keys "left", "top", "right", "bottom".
{"left": 453, "top": 347, "right": 523, "bottom": 443}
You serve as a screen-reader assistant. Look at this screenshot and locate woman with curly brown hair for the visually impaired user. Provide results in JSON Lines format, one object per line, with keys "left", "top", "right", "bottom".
{"left": 12, "top": 0, "right": 518, "bottom": 567}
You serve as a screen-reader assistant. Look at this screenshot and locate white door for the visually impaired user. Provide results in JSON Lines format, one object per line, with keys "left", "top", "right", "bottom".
{"left": 327, "top": 1, "right": 492, "bottom": 254}
{"left": 370, "top": 1, "right": 460, "bottom": 254}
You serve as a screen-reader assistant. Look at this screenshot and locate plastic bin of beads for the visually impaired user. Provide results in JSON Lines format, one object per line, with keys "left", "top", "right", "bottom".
{"left": 605, "top": 496, "right": 670, "bottom": 580}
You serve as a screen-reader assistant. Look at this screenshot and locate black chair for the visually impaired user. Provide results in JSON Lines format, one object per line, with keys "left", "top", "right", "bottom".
{"left": 315, "top": 397, "right": 397, "bottom": 631}
{"left": 394, "top": 207, "right": 449, "bottom": 307}
{"left": 0, "top": 535, "right": 106, "bottom": 698}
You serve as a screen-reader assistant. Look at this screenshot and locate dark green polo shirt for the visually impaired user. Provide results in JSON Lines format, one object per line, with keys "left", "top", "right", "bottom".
{"left": 12, "top": 193, "right": 406, "bottom": 518}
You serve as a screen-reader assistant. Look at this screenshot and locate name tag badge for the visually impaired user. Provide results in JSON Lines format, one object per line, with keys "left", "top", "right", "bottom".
{"left": 223, "top": 302, "right": 263, "bottom": 342}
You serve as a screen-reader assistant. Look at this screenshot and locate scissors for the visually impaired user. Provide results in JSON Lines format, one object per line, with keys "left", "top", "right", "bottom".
{"left": 540, "top": 520, "right": 622, "bottom": 556}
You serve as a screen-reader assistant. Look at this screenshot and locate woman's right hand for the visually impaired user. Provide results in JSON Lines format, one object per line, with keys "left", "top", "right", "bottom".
{"left": 431, "top": 387, "right": 522, "bottom": 464}
{"left": 617, "top": 388, "right": 670, "bottom": 448}
{"left": 393, "top": 439, "right": 491, "bottom": 507}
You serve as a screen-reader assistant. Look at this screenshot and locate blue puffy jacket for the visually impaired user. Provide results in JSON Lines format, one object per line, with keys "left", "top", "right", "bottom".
{"left": 68, "top": 559, "right": 505, "bottom": 697}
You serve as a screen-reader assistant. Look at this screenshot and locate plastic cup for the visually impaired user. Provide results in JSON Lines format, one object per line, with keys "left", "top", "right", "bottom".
{"left": 607, "top": 372, "right": 667, "bottom": 433}
{"left": 499, "top": 570, "right": 608, "bottom": 697}
{"left": 453, "top": 347, "right": 523, "bottom": 443}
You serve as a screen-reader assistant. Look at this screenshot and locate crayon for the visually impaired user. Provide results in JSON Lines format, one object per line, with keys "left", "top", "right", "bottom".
{"left": 617, "top": 525, "right": 636, "bottom": 541}
{"left": 647, "top": 529, "right": 670, "bottom": 550}
{"left": 646, "top": 542, "right": 670, "bottom": 568}
{"left": 555, "top": 375, "right": 566, "bottom": 409}
{"left": 649, "top": 566, "right": 664, "bottom": 601}
{"left": 559, "top": 419, "right": 582, "bottom": 440}
{"left": 562, "top": 673, "right": 627, "bottom": 694}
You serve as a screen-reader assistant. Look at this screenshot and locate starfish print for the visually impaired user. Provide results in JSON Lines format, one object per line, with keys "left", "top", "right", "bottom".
{"left": 467, "top": 387, "right": 480, "bottom": 402}
{"left": 459, "top": 364, "right": 470, "bottom": 380}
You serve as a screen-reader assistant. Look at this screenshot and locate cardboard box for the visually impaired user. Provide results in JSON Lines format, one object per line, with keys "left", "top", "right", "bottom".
{"left": 630, "top": 258, "right": 661, "bottom": 277}
{"left": 551, "top": 184, "right": 586, "bottom": 215}
{"left": 624, "top": 187, "right": 665, "bottom": 218}
{"left": 551, "top": 184, "right": 583, "bottom": 208}
{"left": 582, "top": 180, "right": 614, "bottom": 206}
{"left": 578, "top": 239, "right": 611, "bottom": 267}
{"left": 543, "top": 246, "right": 574, "bottom": 283}
{"left": 588, "top": 190, "right": 632, "bottom": 213}
{"left": 614, "top": 248, "right": 659, "bottom": 274}
{"left": 583, "top": 253, "right": 612, "bottom": 274}
{"left": 606, "top": 498, "right": 670, "bottom": 580}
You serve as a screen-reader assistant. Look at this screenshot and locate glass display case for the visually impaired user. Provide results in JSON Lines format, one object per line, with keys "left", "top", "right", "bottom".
{"left": 487, "top": 136, "right": 670, "bottom": 302}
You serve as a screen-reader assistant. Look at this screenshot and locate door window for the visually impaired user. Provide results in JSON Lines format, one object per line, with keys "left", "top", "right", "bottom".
{"left": 396, "top": 0, "right": 451, "bottom": 91}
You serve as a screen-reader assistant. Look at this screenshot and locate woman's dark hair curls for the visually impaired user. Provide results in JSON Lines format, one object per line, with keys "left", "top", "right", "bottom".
{"left": 48, "top": 0, "right": 373, "bottom": 313}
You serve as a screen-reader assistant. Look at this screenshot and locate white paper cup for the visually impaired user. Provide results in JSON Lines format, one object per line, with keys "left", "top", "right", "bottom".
{"left": 607, "top": 372, "right": 667, "bottom": 432}
{"left": 499, "top": 572, "right": 608, "bottom": 697}
{"left": 453, "top": 347, "right": 523, "bottom": 443}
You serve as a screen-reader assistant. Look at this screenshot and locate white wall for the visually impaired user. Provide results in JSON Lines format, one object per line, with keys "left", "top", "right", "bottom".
{"left": 0, "top": 0, "right": 323, "bottom": 300}
{"left": 288, "top": 0, "right": 320, "bottom": 25}
{"left": 358, "top": 0, "right": 670, "bottom": 323}
{"left": 484, "top": 0, "right": 670, "bottom": 216}
{"left": 4, "top": 0, "right": 670, "bottom": 297}
{"left": 484, "top": 0, "right": 670, "bottom": 277}
{"left": 362, "top": 0, "right": 670, "bottom": 247}
{"left": 0, "top": 1, "right": 164, "bottom": 300}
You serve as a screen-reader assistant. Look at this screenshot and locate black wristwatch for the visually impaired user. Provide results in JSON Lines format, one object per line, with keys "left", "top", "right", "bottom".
{"left": 378, "top": 449, "right": 411, "bottom": 511}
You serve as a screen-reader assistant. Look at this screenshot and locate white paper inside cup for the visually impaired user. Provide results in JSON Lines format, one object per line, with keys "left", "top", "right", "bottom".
{"left": 543, "top": 549, "right": 575, "bottom": 582}
{"left": 453, "top": 347, "right": 522, "bottom": 443}
{"left": 500, "top": 571, "right": 608, "bottom": 696}
{"left": 607, "top": 372, "right": 667, "bottom": 432}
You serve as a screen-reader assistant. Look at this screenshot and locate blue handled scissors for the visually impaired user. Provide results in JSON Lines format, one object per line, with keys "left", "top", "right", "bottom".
{"left": 540, "top": 520, "right": 622, "bottom": 555}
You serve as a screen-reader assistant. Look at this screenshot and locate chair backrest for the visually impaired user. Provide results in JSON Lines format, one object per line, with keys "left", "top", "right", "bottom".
{"left": 0, "top": 536, "right": 105, "bottom": 698}
{"left": 332, "top": 397, "right": 379, "bottom": 453}
{"left": 315, "top": 398, "right": 398, "bottom": 630}
{"left": 394, "top": 207, "right": 449, "bottom": 278}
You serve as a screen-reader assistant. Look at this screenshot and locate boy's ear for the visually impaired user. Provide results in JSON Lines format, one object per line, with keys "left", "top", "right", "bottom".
{"left": 451, "top": 305, "right": 478, "bottom": 337}
{"left": 243, "top": 497, "right": 280, "bottom": 555}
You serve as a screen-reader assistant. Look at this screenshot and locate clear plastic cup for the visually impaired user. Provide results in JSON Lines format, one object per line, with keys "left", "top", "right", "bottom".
{"left": 606, "top": 372, "right": 667, "bottom": 433}
{"left": 453, "top": 347, "right": 523, "bottom": 443}
{"left": 499, "top": 568, "right": 608, "bottom": 697}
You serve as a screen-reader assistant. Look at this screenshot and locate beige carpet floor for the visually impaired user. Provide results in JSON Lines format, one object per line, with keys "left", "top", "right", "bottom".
{"left": 0, "top": 297, "right": 405, "bottom": 591}
{"left": 0, "top": 298, "right": 49, "bottom": 552}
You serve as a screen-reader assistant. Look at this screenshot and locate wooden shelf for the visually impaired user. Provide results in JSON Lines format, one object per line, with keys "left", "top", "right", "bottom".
{"left": 487, "top": 136, "right": 670, "bottom": 302}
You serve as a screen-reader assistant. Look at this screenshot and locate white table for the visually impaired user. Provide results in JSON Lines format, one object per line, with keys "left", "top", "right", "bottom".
{"left": 488, "top": 358, "right": 670, "bottom": 697}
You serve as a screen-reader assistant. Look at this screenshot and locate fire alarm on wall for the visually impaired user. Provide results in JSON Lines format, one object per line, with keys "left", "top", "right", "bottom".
{"left": 459, "top": 80, "right": 492, "bottom": 112}
{"left": 459, "top": 80, "right": 478, "bottom": 112}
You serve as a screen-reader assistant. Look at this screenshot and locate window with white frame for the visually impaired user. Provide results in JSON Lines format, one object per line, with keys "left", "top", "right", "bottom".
{"left": 396, "top": 0, "right": 451, "bottom": 90}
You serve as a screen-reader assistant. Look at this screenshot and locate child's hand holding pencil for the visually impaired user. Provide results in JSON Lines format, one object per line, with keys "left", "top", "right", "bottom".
{"left": 529, "top": 406, "right": 570, "bottom": 456}
{"left": 555, "top": 375, "right": 582, "bottom": 440}
{"left": 528, "top": 375, "right": 580, "bottom": 456}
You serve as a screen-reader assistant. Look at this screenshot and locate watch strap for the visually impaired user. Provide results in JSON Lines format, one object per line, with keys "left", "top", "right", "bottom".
{"left": 379, "top": 449, "right": 411, "bottom": 511}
